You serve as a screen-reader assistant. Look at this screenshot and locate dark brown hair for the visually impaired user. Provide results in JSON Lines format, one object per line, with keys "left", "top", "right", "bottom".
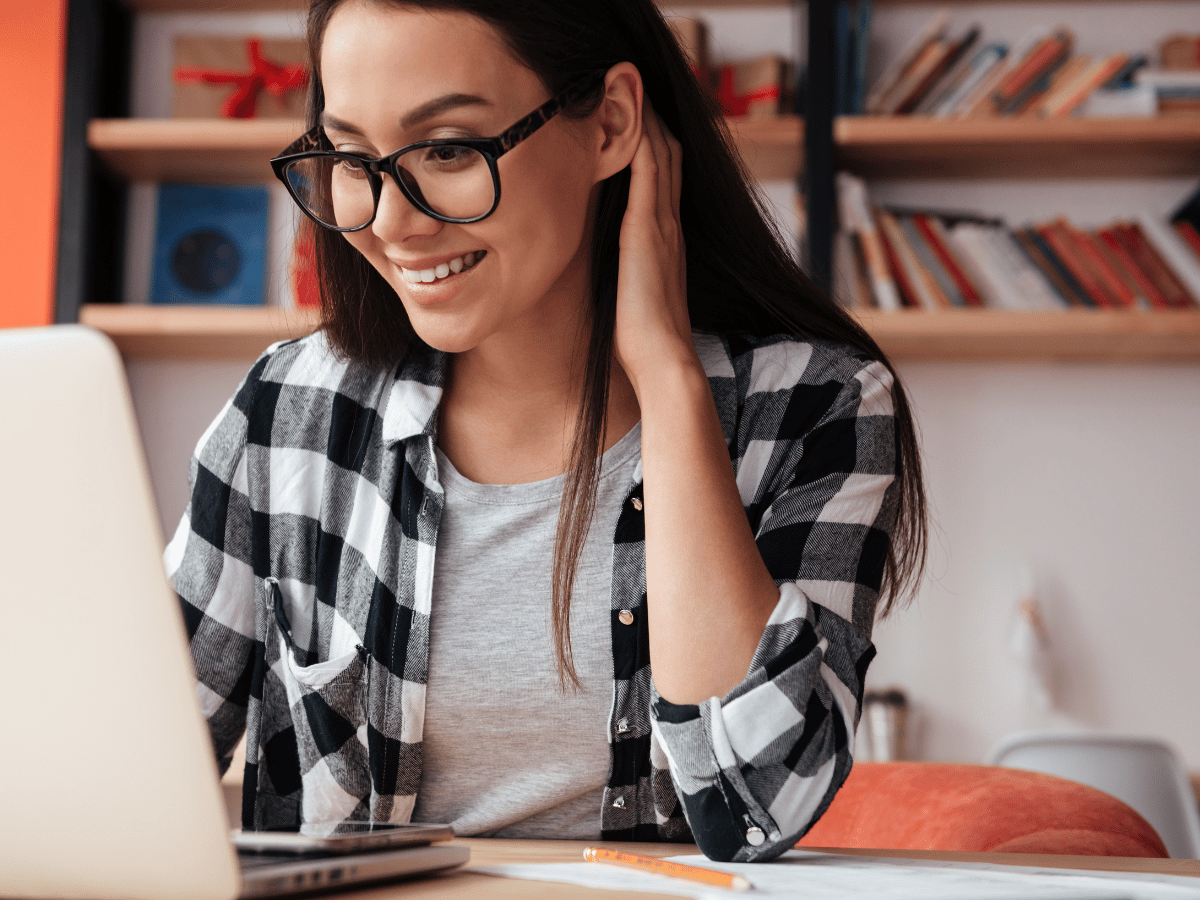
{"left": 303, "top": 0, "right": 927, "bottom": 688}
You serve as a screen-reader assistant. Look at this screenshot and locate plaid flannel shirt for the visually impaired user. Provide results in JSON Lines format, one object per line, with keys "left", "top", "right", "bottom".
{"left": 166, "top": 328, "right": 898, "bottom": 862}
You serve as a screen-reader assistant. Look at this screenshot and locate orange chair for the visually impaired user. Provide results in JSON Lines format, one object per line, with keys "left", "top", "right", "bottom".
{"left": 796, "top": 762, "right": 1169, "bottom": 857}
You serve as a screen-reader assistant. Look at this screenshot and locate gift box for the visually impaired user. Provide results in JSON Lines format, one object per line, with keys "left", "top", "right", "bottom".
{"left": 172, "top": 35, "right": 310, "bottom": 119}
{"left": 716, "top": 54, "right": 790, "bottom": 117}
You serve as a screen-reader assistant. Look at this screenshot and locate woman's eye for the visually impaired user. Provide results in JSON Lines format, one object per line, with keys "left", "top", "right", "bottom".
{"left": 334, "top": 158, "right": 369, "bottom": 179}
{"left": 427, "top": 145, "right": 473, "bottom": 165}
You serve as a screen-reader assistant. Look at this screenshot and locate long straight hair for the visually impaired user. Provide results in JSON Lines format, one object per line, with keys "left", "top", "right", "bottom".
{"left": 304, "top": 0, "right": 927, "bottom": 688}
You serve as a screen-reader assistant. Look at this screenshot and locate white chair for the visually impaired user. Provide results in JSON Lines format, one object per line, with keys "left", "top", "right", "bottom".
{"left": 986, "top": 732, "right": 1200, "bottom": 859}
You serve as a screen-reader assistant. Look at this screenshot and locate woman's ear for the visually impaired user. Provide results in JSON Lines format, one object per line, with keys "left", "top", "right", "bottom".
{"left": 593, "top": 62, "right": 643, "bottom": 183}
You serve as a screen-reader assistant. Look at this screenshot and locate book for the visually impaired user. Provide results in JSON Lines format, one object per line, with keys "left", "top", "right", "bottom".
{"left": 946, "top": 224, "right": 1026, "bottom": 309}
{"left": 1034, "top": 220, "right": 1113, "bottom": 307}
{"left": 835, "top": 172, "right": 902, "bottom": 311}
{"left": 1090, "top": 228, "right": 1159, "bottom": 310}
{"left": 985, "top": 227, "right": 1069, "bottom": 310}
{"left": 833, "top": 229, "right": 872, "bottom": 308}
{"left": 914, "top": 214, "right": 985, "bottom": 306}
{"left": 891, "top": 25, "right": 981, "bottom": 115}
{"left": 150, "top": 183, "right": 268, "bottom": 306}
{"left": 852, "top": 0, "right": 873, "bottom": 114}
{"left": 1173, "top": 221, "right": 1200, "bottom": 262}
{"left": 1025, "top": 54, "right": 1092, "bottom": 118}
{"left": 1013, "top": 227, "right": 1092, "bottom": 308}
{"left": 960, "top": 25, "right": 1052, "bottom": 118}
{"left": 1136, "top": 212, "right": 1200, "bottom": 307}
{"left": 875, "top": 208, "right": 930, "bottom": 308}
{"left": 1041, "top": 54, "right": 1135, "bottom": 119}
{"left": 865, "top": 10, "right": 950, "bottom": 114}
{"left": 898, "top": 215, "right": 962, "bottom": 306}
{"left": 991, "top": 30, "right": 1074, "bottom": 116}
{"left": 1066, "top": 223, "right": 1138, "bottom": 308}
{"left": 931, "top": 44, "right": 1008, "bottom": 118}
{"left": 1095, "top": 227, "right": 1171, "bottom": 310}
{"left": 1113, "top": 222, "right": 1197, "bottom": 309}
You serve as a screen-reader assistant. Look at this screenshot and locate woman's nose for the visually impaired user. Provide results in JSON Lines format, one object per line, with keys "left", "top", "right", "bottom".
{"left": 372, "top": 174, "right": 441, "bottom": 242}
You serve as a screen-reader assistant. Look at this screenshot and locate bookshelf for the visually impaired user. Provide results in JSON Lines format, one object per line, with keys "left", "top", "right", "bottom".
{"left": 62, "top": 0, "right": 1200, "bottom": 364}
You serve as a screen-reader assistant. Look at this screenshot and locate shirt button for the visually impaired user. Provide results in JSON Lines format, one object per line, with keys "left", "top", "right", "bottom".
{"left": 746, "top": 826, "right": 765, "bottom": 847}
{"left": 616, "top": 717, "right": 629, "bottom": 734}
{"left": 618, "top": 609, "right": 634, "bottom": 625}
{"left": 612, "top": 796, "right": 626, "bottom": 809}
{"left": 631, "top": 497, "right": 643, "bottom": 511}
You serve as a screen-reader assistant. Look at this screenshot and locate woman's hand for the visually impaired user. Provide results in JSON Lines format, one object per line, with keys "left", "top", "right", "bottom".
{"left": 613, "top": 105, "right": 698, "bottom": 397}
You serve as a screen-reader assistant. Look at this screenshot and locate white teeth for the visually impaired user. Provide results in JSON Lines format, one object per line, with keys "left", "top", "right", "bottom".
{"left": 401, "top": 251, "right": 483, "bottom": 284}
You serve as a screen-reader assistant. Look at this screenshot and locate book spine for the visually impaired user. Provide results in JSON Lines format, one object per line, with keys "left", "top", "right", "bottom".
{"left": 1047, "top": 53, "right": 1130, "bottom": 118}
{"left": 1171, "top": 220, "right": 1200, "bottom": 261}
{"left": 986, "top": 227, "right": 1069, "bottom": 309}
{"left": 877, "top": 209, "right": 937, "bottom": 308}
{"left": 948, "top": 224, "right": 1025, "bottom": 309}
{"left": 992, "top": 30, "right": 1073, "bottom": 110}
{"left": 1013, "top": 227, "right": 1089, "bottom": 308}
{"left": 922, "top": 216, "right": 985, "bottom": 306}
{"left": 1136, "top": 212, "right": 1200, "bottom": 306}
{"left": 1087, "top": 229, "right": 1153, "bottom": 310}
{"left": 835, "top": 172, "right": 902, "bottom": 311}
{"left": 1094, "top": 228, "right": 1168, "bottom": 310}
{"left": 1036, "top": 221, "right": 1113, "bottom": 307}
{"left": 1115, "top": 222, "right": 1195, "bottom": 309}
{"left": 1066, "top": 224, "right": 1138, "bottom": 308}
{"left": 898, "top": 215, "right": 962, "bottom": 306}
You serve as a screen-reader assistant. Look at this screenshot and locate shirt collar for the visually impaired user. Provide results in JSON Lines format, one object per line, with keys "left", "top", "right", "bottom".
{"left": 381, "top": 340, "right": 448, "bottom": 445}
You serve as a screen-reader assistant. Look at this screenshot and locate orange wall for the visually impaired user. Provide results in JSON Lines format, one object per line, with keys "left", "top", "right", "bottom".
{"left": 1, "top": 0, "right": 67, "bottom": 327}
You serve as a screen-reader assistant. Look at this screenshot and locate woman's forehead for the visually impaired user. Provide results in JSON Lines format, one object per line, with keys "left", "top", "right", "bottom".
{"left": 320, "top": 2, "right": 534, "bottom": 108}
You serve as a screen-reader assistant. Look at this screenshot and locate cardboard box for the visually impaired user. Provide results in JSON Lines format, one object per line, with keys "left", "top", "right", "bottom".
{"left": 172, "top": 35, "right": 309, "bottom": 119}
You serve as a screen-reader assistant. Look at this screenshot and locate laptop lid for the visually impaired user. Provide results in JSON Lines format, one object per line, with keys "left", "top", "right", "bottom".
{"left": 0, "top": 326, "right": 241, "bottom": 900}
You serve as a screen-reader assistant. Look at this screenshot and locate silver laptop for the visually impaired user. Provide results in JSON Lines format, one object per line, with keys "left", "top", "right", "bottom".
{"left": 0, "top": 325, "right": 468, "bottom": 900}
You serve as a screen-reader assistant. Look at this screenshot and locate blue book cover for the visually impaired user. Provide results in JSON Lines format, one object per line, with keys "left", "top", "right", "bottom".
{"left": 151, "top": 183, "right": 268, "bottom": 306}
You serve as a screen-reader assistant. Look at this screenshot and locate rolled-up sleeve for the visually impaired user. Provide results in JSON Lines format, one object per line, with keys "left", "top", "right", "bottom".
{"left": 650, "top": 341, "right": 898, "bottom": 861}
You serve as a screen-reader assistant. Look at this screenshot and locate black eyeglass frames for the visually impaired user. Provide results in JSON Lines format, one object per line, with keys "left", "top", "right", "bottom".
{"left": 270, "top": 71, "right": 604, "bottom": 232}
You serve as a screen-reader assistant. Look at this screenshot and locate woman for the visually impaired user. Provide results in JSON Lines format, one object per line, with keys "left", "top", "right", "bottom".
{"left": 167, "top": 0, "right": 927, "bottom": 862}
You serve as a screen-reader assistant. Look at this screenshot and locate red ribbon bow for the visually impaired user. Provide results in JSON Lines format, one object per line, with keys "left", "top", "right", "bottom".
{"left": 174, "top": 38, "right": 309, "bottom": 119}
{"left": 715, "top": 65, "right": 781, "bottom": 117}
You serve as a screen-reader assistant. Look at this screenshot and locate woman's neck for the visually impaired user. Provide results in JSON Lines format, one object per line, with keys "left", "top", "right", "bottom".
{"left": 436, "top": 318, "right": 640, "bottom": 486}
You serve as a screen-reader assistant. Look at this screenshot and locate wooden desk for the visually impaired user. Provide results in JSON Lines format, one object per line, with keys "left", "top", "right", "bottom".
{"left": 329, "top": 837, "right": 1200, "bottom": 899}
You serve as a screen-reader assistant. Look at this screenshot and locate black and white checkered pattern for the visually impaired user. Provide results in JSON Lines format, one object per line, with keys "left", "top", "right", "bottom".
{"left": 166, "top": 328, "right": 897, "bottom": 861}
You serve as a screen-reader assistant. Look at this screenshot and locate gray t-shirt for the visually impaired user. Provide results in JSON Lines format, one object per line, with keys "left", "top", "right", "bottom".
{"left": 412, "top": 423, "right": 642, "bottom": 838}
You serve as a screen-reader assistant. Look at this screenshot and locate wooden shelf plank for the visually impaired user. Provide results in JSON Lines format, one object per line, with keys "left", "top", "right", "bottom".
{"left": 89, "top": 115, "right": 803, "bottom": 183}
{"left": 80, "top": 304, "right": 319, "bottom": 359}
{"left": 836, "top": 116, "right": 1200, "bottom": 179}
{"left": 852, "top": 308, "right": 1200, "bottom": 362}
{"left": 89, "top": 118, "right": 303, "bottom": 183}
{"left": 81, "top": 304, "right": 1200, "bottom": 362}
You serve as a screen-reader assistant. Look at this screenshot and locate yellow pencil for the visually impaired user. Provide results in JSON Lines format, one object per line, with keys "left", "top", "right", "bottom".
{"left": 583, "top": 847, "right": 753, "bottom": 892}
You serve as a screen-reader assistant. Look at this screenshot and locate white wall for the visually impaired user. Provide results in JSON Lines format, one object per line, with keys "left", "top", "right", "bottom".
{"left": 123, "top": 1, "right": 1200, "bottom": 773}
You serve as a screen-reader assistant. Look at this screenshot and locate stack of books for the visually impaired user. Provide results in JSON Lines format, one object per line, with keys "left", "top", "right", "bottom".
{"left": 834, "top": 173, "right": 1200, "bottom": 312}
{"left": 839, "top": 3, "right": 1164, "bottom": 119}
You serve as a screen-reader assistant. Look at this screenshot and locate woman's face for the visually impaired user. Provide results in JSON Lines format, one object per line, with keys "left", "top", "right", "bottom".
{"left": 319, "top": 1, "right": 601, "bottom": 355}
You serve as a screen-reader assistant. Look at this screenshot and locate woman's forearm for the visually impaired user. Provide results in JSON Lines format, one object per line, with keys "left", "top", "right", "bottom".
{"left": 637, "top": 356, "right": 781, "bottom": 705}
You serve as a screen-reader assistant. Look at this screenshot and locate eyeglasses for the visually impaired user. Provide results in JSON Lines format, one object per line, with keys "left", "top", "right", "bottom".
{"left": 271, "top": 71, "right": 604, "bottom": 232}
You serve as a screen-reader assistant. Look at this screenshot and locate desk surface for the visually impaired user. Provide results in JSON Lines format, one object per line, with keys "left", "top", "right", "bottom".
{"left": 331, "top": 837, "right": 1200, "bottom": 899}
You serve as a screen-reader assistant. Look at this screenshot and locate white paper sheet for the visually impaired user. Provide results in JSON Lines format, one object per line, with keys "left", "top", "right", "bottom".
{"left": 475, "top": 850, "right": 1200, "bottom": 900}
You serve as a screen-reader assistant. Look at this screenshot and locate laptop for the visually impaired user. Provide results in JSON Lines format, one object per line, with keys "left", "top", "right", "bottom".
{"left": 0, "top": 325, "right": 468, "bottom": 900}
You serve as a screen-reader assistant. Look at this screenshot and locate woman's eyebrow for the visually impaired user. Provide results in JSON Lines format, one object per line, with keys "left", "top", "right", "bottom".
{"left": 399, "top": 93, "right": 491, "bottom": 129}
{"left": 320, "top": 94, "right": 492, "bottom": 137}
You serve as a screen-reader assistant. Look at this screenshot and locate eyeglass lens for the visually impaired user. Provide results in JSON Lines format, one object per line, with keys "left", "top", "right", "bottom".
{"left": 283, "top": 145, "right": 496, "bottom": 228}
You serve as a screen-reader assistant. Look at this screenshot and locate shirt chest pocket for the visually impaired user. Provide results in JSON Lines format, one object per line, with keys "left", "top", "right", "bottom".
{"left": 266, "top": 577, "right": 372, "bottom": 820}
